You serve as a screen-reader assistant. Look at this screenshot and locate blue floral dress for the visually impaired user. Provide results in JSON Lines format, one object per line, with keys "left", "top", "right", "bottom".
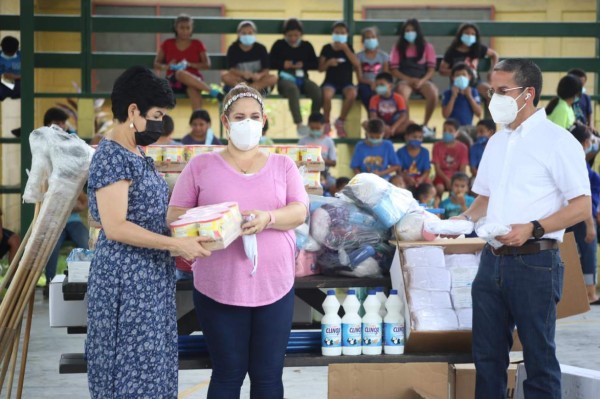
{"left": 86, "top": 139, "right": 177, "bottom": 399}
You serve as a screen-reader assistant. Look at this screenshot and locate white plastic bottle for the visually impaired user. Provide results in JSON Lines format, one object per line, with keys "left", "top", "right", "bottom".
{"left": 341, "top": 289, "right": 362, "bottom": 356}
{"left": 362, "top": 290, "right": 383, "bottom": 355}
{"left": 383, "top": 289, "right": 405, "bottom": 355}
{"left": 375, "top": 287, "right": 387, "bottom": 319}
{"left": 321, "top": 290, "right": 342, "bottom": 356}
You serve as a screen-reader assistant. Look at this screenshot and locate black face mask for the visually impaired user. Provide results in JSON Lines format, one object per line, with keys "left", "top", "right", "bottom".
{"left": 134, "top": 119, "right": 163, "bottom": 146}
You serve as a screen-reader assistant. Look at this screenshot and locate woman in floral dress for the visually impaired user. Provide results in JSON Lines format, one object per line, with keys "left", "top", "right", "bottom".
{"left": 86, "top": 66, "right": 209, "bottom": 399}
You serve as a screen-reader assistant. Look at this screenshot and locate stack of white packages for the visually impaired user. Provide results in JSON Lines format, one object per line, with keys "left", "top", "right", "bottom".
{"left": 445, "top": 253, "right": 481, "bottom": 329}
{"left": 403, "top": 247, "right": 458, "bottom": 331}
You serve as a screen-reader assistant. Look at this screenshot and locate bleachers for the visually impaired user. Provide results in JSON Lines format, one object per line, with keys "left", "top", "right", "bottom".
{"left": 1, "top": 6, "right": 600, "bottom": 230}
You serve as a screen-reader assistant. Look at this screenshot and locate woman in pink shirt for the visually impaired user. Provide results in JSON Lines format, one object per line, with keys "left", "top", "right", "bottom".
{"left": 168, "top": 84, "right": 308, "bottom": 399}
{"left": 390, "top": 18, "right": 439, "bottom": 135}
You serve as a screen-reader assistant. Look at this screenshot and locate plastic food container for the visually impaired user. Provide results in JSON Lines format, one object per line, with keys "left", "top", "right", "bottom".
{"left": 170, "top": 219, "right": 199, "bottom": 237}
{"left": 163, "top": 145, "right": 185, "bottom": 162}
{"left": 197, "top": 214, "right": 223, "bottom": 240}
{"left": 300, "top": 146, "right": 321, "bottom": 162}
{"left": 145, "top": 146, "right": 164, "bottom": 162}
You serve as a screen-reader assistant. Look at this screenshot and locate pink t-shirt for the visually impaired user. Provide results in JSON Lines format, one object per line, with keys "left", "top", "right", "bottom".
{"left": 389, "top": 42, "right": 437, "bottom": 70}
{"left": 432, "top": 141, "right": 469, "bottom": 178}
{"left": 169, "top": 151, "right": 309, "bottom": 307}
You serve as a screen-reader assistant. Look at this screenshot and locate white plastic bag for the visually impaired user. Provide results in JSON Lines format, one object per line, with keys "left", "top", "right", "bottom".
{"left": 423, "top": 219, "right": 474, "bottom": 236}
{"left": 395, "top": 209, "right": 440, "bottom": 242}
{"left": 475, "top": 218, "right": 512, "bottom": 249}
{"left": 411, "top": 308, "right": 459, "bottom": 331}
{"left": 403, "top": 246, "right": 446, "bottom": 269}
{"left": 456, "top": 308, "right": 473, "bottom": 330}
{"left": 407, "top": 289, "right": 453, "bottom": 311}
{"left": 404, "top": 266, "right": 451, "bottom": 291}
{"left": 451, "top": 286, "right": 473, "bottom": 309}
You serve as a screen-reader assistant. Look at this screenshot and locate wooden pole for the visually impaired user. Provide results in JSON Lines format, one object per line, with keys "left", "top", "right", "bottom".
{"left": 4, "top": 319, "right": 22, "bottom": 399}
{"left": 15, "top": 295, "right": 34, "bottom": 399}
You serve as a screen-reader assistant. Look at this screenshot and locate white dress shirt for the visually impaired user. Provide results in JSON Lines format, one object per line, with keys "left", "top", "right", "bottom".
{"left": 472, "top": 108, "right": 591, "bottom": 242}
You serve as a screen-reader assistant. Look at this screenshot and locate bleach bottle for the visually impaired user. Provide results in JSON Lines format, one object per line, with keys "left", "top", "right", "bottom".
{"left": 362, "top": 290, "right": 382, "bottom": 355}
{"left": 341, "top": 289, "right": 362, "bottom": 355}
{"left": 321, "top": 290, "right": 342, "bottom": 356}
{"left": 375, "top": 287, "right": 387, "bottom": 319}
{"left": 383, "top": 289, "right": 405, "bottom": 355}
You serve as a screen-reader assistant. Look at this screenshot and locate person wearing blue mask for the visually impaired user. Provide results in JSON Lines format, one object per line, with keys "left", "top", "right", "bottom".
{"left": 469, "top": 119, "right": 496, "bottom": 177}
{"left": 396, "top": 123, "right": 431, "bottom": 189}
{"left": 442, "top": 62, "right": 483, "bottom": 128}
{"left": 367, "top": 72, "right": 409, "bottom": 138}
{"left": 432, "top": 118, "right": 469, "bottom": 196}
{"left": 567, "top": 123, "right": 600, "bottom": 304}
{"left": 439, "top": 23, "right": 499, "bottom": 106}
{"left": 568, "top": 68, "right": 593, "bottom": 127}
{"left": 222, "top": 20, "right": 277, "bottom": 96}
{"left": 319, "top": 21, "right": 360, "bottom": 137}
{"left": 350, "top": 118, "right": 401, "bottom": 180}
{"left": 0, "top": 36, "right": 21, "bottom": 101}
{"left": 299, "top": 113, "right": 338, "bottom": 189}
{"left": 356, "top": 27, "right": 390, "bottom": 111}
{"left": 269, "top": 18, "right": 322, "bottom": 137}
{"left": 390, "top": 19, "right": 439, "bottom": 138}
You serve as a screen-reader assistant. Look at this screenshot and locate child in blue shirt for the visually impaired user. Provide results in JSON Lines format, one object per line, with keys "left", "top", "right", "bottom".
{"left": 351, "top": 118, "right": 400, "bottom": 180}
{"left": 469, "top": 119, "right": 496, "bottom": 177}
{"left": 439, "top": 172, "right": 474, "bottom": 219}
{"left": 0, "top": 36, "right": 21, "bottom": 101}
{"left": 441, "top": 62, "right": 482, "bottom": 127}
{"left": 396, "top": 123, "right": 431, "bottom": 189}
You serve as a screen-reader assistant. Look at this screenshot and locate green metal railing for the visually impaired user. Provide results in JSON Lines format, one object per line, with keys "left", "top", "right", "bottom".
{"left": 2, "top": 0, "right": 600, "bottom": 231}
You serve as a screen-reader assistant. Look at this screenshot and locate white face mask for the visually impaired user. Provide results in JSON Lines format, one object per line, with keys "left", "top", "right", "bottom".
{"left": 488, "top": 89, "right": 529, "bottom": 125}
{"left": 227, "top": 118, "right": 263, "bottom": 151}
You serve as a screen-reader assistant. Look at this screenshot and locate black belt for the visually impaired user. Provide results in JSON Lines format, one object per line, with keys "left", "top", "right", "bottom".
{"left": 490, "top": 239, "right": 558, "bottom": 256}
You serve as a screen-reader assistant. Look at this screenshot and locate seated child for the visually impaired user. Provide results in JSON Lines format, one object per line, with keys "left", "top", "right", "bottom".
{"left": 299, "top": 113, "right": 337, "bottom": 189}
{"left": 0, "top": 36, "right": 21, "bottom": 101}
{"left": 441, "top": 62, "right": 482, "bottom": 128}
{"left": 432, "top": 118, "right": 469, "bottom": 196}
{"left": 470, "top": 119, "right": 496, "bottom": 177}
{"left": 413, "top": 182, "right": 439, "bottom": 209}
{"left": 396, "top": 123, "right": 431, "bottom": 189}
{"left": 350, "top": 118, "right": 401, "bottom": 180}
{"left": 319, "top": 21, "right": 360, "bottom": 137}
{"left": 439, "top": 172, "right": 474, "bottom": 219}
{"left": 368, "top": 72, "right": 409, "bottom": 138}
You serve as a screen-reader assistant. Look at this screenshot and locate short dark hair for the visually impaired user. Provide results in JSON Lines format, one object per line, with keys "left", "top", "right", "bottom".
{"left": 0, "top": 36, "right": 19, "bottom": 55}
{"left": 451, "top": 62, "right": 473, "bottom": 78}
{"left": 366, "top": 118, "right": 385, "bottom": 134}
{"left": 413, "top": 182, "right": 434, "bottom": 201}
{"left": 308, "top": 112, "right": 325, "bottom": 124}
{"left": 443, "top": 118, "right": 460, "bottom": 130}
{"left": 569, "top": 122, "right": 592, "bottom": 144}
{"left": 375, "top": 72, "right": 393, "bottom": 83}
{"left": 405, "top": 123, "right": 423, "bottom": 136}
{"left": 336, "top": 177, "right": 350, "bottom": 190}
{"left": 476, "top": 119, "right": 496, "bottom": 133}
{"left": 557, "top": 74, "right": 582, "bottom": 100}
{"left": 162, "top": 114, "right": 174, "bottom": 136}
{"left": 493, "top": 58, "right": 543, "bottom": 106}
{"left": 451, "top": 172, "right": 470, "bottom": 185}
{"left": 111, "top": 66, "right": 175, "bottom": 123}
{"left": 189, "top": 109, "right": 211, "bottom": 125}
{"left": 567, "top": 68, "right": 587, "bottom": 79}
{"left": 332, "top": 21, "right": 348, "bottom": 32}
{"left": 43, "top": 107, "right": 69, "bottom": 127}
{"left": 283, "top": 18, "right": 303, "bottom": 34}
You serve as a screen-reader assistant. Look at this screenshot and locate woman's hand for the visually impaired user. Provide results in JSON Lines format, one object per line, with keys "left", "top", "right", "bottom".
{"left": 172, "top": 236, "right": 212, "bottom": 260}
{"left": 241, "top": 210, "right": 271, "bottom": 235}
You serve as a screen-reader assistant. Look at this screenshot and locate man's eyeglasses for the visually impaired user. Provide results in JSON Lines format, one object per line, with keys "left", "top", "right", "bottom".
{"left": 487, "top": 86, "right": 524, "bottom": 98}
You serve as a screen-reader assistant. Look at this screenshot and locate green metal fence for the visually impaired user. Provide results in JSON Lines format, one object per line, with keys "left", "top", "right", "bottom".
{"left": 2, "top": 0, "right": 600, "bottom": 231}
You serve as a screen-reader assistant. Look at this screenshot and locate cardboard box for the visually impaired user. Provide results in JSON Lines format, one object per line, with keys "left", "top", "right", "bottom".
{"left": 328, "top": 363, "right": 452, "bottom": 399}
{"left": 49, "top": 274, "right": 88, "bottom": 327}
{"left": 390, "top": 233, "right": 589, "bottom": 353}
{"left": 515, "top": 363, "right": 600, "bottom": 399}
{"left": 454, "top": 363, "right": 517, "bottom": 399}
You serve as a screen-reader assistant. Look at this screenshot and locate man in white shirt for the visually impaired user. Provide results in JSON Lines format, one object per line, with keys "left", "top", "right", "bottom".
{"left": 457, "top": 59, "right": 591, "bottom": 399}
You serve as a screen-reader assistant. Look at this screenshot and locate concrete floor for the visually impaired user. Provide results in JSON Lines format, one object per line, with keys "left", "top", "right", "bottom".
{"left": 6, "top": 289, "right": 600, "bottom": 398}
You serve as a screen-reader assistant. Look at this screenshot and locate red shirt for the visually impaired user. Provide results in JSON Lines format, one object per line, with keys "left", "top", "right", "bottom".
{"left": 432, "top": 141, "right": 469, "bottom": 178}
{"left": 368, "top": 93, "right": 407, "bottom": 125}
{"left": 161, "top": 38, "right": 206, "bottom": 79}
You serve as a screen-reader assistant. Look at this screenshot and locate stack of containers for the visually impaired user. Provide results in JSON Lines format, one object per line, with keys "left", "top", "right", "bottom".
{"left": 170, "top": 201, "right": 242, "bottom": 251}
{"left": 402, "top": 246, "right": 458, "bottom": 331}
{"left": 445, "top": 253, "right": 481, "bottom": 329}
